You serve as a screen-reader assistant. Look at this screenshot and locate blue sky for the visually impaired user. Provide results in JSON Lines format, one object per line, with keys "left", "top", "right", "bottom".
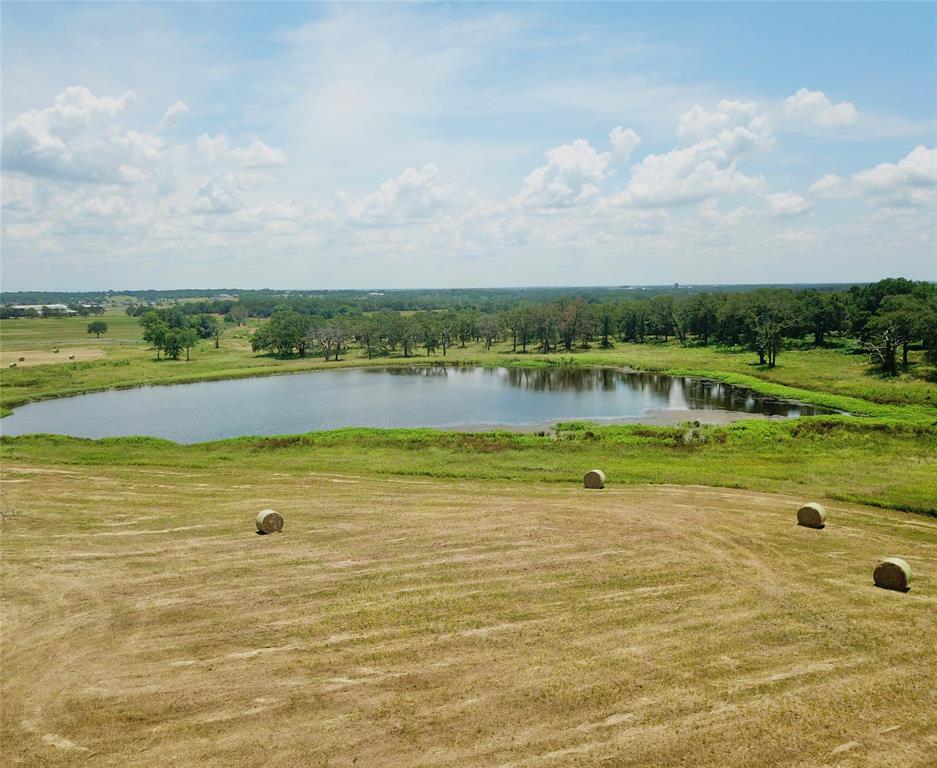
{"left": 2, "top": 2, "right": 935, "bottom": 290}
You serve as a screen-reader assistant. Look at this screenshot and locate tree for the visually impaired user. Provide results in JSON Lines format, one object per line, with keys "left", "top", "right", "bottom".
{"left": 210, "top": 318, "right": 225, "bottom": 349}
{"left": 864, "top": 295, "right": 927, "bottom": 374}
{"left": 686, "top": 293, "right": 719, "bottom": 346}
{"left": 162, "top": 328, "right": 185, "bottom": 360}
{"left": 746, "top": 291, "right": 794, "bottom": 367}
{"left": 799, "top": 290, "right": 845, "bottom": 346}
{"left": 250, "top": 307, "right": 308, "bottom": 357}
{"left": 357, "top": 315, "right": 383, "bottom": 359}
{"left": 229, "top": 304, "right": 250, "bottom": 327}
{"left": 87, "top": 320, "right": 108, "bottom": 338}
{"left": 416, "top": 313, "right": 439, "bottom": 356}
{"left": 597, "top": 304, "right": 615, "bottom": 349}
{"left": 558, "top": 299, "right": 591, "bottom": 351}
{"left": 191, "top": 314, "right": 217, "bottom": 340}
{"left": 647, "top": 296, "right": 675, "bottom": 342}
{"left": 181, "top": 328, "right": 198, "bottom": 361}
{"left": 140, "top": 312, "right": 169, "bottom": 359}
{"left": 311, "top": 320, "right": 348, "bottom": 361}
{"left": 510, "top": 305, "right": 536, "bottom": 353}
{"left": 391, "top": 315, "right": 417, "bottom": 358}
{"left": 479, "top": 314, "right": 499, "bottom": 350}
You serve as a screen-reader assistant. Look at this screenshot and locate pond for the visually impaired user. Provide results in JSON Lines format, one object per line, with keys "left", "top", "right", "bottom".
{"left": 0, "top": 366, "right": 835, "bottom": 443}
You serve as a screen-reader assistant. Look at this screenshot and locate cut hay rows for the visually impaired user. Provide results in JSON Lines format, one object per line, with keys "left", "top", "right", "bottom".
{"left": 583, "top": 469, "right": 606, "bottom": 489}
{"left": 873, "top": 557, "right": 911, "bottom": 592}
{"left": 255, "top": 509, "right": 284, "bottom": 534}
{"left": 797, "top": 502, "right": 827, "bottom": 529}
{"left": 2, "top": 465, "right": 935, "bottom": 767}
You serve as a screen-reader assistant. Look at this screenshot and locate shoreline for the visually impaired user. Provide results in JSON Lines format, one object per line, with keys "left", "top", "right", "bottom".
{"left": 0, "top": 353, "right": 912, "bottom": 424}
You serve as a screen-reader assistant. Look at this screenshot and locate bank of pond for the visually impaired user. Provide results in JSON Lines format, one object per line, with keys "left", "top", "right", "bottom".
{"left": 0, "top": 365, "right": 842, "bottom": 444}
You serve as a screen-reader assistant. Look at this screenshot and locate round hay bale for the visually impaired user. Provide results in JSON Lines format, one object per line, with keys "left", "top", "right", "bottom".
{"left": 873, "top": 557, "right": 911, "bottom": 592}
{"left": 583, "top": 469, "right": 606, "bottom": 489}
{"left": 18, "top": 356, "right": 25, "bottom": 362}
{"left": 255, "top": 509, "right": 284, "bottom": 534}
{"left": 68, "top": 354, "right": 76, "bottom": 360}
{"left": 9, "top": 363, "right": 16, "bottom": 369}
{"left": 54, "top": 349, "right": 60, "bottom": 353}
{"left": 797, "top": 502, "right": 827, "bottom": 529}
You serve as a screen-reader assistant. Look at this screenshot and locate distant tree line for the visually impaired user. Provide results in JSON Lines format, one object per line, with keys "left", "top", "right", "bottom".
{"left": 242, "top": 279, "right": 936, "bottom": 375}
{"left": 0, "top": 303, "right": 105, "bottom": 319}
{"left": 11, "top": 279, "right": 932, "bottom": 375}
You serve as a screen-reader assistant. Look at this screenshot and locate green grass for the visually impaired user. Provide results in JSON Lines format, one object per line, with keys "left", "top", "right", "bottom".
{"left": 0, "top": 312, "right": 143, "bottom": 344}
{"left": 4, "top": 417, "right": 936, "bottom": 515}
{"left": 2, "top": 316, "right": 935, "bottom": 420}
{"left": 2, "top": 317, "right": 935, "bottom": 516}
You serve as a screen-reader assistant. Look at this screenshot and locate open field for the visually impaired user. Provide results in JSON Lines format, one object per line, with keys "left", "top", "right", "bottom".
{"left": 2, "top": 309, "right": 935, "bottom": 765}
{"left": 2, "top": 458, "right": 935, "bottom": 767}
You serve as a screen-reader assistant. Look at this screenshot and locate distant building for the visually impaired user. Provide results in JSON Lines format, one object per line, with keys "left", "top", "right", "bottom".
{"left": 367, "top": 291, "right": 385, "bottom": 296}
{"left": 10, "top": 303, "right": 77, "bottom": 315}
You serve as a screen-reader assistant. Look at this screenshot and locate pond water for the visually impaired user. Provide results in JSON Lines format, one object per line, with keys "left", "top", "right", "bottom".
{"left": 1, "top": 366, "right": 834, "bottom": 443}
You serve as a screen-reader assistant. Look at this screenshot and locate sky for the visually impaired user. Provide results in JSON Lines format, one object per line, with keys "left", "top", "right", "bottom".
{"left": 1, "top": 1, "right": 935, "bottom": 291}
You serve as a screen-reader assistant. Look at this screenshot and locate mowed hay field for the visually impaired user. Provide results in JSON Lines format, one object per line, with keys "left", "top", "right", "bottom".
{"left": 2, "top": 463, "right": 936, "bottom": 767}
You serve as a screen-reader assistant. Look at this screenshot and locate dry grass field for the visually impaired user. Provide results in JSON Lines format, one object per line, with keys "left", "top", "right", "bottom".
{"left": 2, "top": 461, "right": 935, "bottom": 767}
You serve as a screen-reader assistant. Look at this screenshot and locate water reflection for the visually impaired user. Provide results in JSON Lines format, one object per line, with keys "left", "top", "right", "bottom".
{"left": 2, "top": 365, "right": 836, "bottom": 443}
{"left": 379, "top": 366, "right": 832, "bottom": 417}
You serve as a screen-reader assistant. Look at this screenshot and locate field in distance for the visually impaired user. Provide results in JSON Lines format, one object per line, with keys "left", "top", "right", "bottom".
{"left": 2, "top": 458, "right": 936, "bottom": 767}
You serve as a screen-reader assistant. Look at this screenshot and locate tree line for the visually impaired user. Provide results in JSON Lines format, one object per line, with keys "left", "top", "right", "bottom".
{"left": 120, "top": 278, "right": 935, "bottom": 375}
{"left": 243, "top": 279, "right": 936, "bottom": 375}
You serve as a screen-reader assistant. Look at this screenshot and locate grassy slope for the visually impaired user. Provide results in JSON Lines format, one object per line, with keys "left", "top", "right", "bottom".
{"left": 4, "top": 417, "right": 936, "bottom": 515}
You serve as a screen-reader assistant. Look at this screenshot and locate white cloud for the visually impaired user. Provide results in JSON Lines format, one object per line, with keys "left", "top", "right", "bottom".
{"left": 853, "top": 144, "right": 937, "bottom": 190}
{"left": 676, "top": 99, "right": 759, "bottom": 144}
{"left": 852, "top": 145, "right": 937, "bottom": 208}
{"left": 784, "top": 88, "right": 858, "bottom": 127}
{"left": 0, "top": 86, "right": 167, "bottom": 183}
{"left": 609, "top": 126, "right": 641, "bottom": 160}
{"left": 515, "top": 139, "right": 610, "bottom": 209}
{"left": 806, "top": 147, "right": 936, "bottom": 209}
{"left": 612, "top": 100, "right": 771, "bottom": 207}
{"left": 160, "top": 100, "right": 190, "bottom": 130}
{"left": 197, "top": 133, "right": 286, "bottom": 168}
{"left": 765, "top": 191, "right": 811, "bottom": 218}
{"left": 338, "top": 164, "right": 456, "bottom": 225}
{"left": 808, "top": 173, "right": 846, "bottom": 199}
{"left": 193, "top": 173, "right": 244, "bottom": 215}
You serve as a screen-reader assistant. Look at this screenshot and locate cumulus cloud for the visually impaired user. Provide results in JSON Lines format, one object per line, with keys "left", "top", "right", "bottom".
{"left": 784, "top": 88, "right": 858, "bottom": 127}
{"left": 609, "top": 126, "right": 641, "bottom": 160}
{"left": 197, "top": 133, "right": 286, "bottom": 168}
{"left": 852, "top": 145, "right": 937, "bottom": 207}
{"left": 808, "top": 173, "right": 846, "bottom": 199}
{"left": 0, "top": 86, "right": 167, "bottom": 183}
{"left": 612, "top": 100, "right": 771, "bottom": 207}
{"left": 676, "top": 100, "right": 763, "bottom": 144}
{"left": 338, "top": 164, "right": 456, "bottom": 225}
{"left": 806, "top": 147, "right": 936, "bottom": 208}
{"left": 765, "top": 191, "right": 811, "bottom": 218}
{"left": 193, "top": 173, "right": 244, "bottom": 215}
{"left": 516, "top": 139, "right": 610, "bottom": 209}
{"left": 853, "top": 145, "right": 937, "bottom": 190}
{"left": 160, "top": 100, "right": 190, "bottom": 130}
